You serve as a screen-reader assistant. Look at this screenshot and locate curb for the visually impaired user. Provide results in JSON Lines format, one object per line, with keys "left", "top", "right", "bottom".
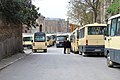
{"left": 0, "top": 51, "right": 32, "bottom": 71}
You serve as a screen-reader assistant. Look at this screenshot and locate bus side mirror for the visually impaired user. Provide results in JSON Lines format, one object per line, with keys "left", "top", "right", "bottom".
{"left": 104, "top": 37, "right": 107, "bottom": 40}
{"left": 31, "top": 40, "right": 33, "bottom": 42}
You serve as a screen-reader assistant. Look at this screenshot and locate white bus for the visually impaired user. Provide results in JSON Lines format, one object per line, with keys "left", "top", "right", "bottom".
{"left": 22, "top": 33, "right": 33, "bottom": 49}
{"left": 105, "top": 14, "right": 120, "bottom": 67}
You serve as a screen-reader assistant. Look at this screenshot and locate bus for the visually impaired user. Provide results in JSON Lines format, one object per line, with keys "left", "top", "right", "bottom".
{"left": 46, "top": 34, "right": 56, "bottom": 47}
{"left": 22, "top": 33, "right": 33, "bottom": 49}
{"left": 70, "top": 28, "right": 79, "bottom": 54}
{"left": 104, "top": 14, "right": 120, "bottom": 67}
{"left": 32, "top": 32, "right": 47, "bottom": 52}
{"left": 78, "top": 23, "right": 107, "bottom": 56}
{"left": 50, "top": 34, "right": 56, "bottom": 46}
{"left": 56, "top": 33, "right": 68, "bottom": 48}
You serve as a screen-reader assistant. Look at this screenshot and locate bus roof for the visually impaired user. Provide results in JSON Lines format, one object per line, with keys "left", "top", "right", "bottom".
{"left": 22, "top": 33, "right": 33, "bottom": 37}
{"left": 108, "top": 14, "right": 120, "bottom": 20}
{"left": 85, "top": 23, "right": 107, "bottom": 27}
{"left": 80, "top": 23, "right": 107, "bottom": 29}
{"left": 34, "top": 32, "right": 45, "bottom": 35}
{"left": 71, "top": 28, "right": 79, "bottom": 34}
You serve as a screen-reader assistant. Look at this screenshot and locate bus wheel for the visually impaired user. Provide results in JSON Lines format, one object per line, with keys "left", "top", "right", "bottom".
{"left": 75, "top": 51, "right": 79, "bottom": 54}
{"left": 107, "top": 54, "right": 114, "bottom": 68}
{"left": 79, "top": 51, "right": 82, "bottom": 55}
{"left": 44, "top": 49, "right": 47, "bottom": 52}
{"left": 82, "top": 52, "right": 86, "bottom": 57}
{"left": 32, "top": 49, "right": 36, "bottom": 53}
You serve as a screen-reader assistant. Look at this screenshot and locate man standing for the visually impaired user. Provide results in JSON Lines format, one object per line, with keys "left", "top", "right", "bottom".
{"left": 66, "top": 39, "right": 71, "bottom": 54}
{"left": 63, "top": 40, "right": 67, "bottom": 54}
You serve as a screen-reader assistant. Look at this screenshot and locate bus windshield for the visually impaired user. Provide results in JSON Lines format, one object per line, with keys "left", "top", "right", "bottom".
{"left": 23, "top": 37, "right": 32, "bottom": 41}
{"left": 88, "top": 26, "right": 106, "bottom": 35}
{"left": 56, "top": 36, "right": 67, "bottom": 41}
{"left": 34, "top": 36, "right": 45, "bottom": 42}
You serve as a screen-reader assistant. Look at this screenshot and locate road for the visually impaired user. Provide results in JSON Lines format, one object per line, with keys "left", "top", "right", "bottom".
{"left": 0, "top": 46, "right": 120, "bottom": 80}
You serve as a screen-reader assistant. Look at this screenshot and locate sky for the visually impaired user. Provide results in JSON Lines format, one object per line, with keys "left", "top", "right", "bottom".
{"left": 32, "top": 0, "right": 70, "bottom": 19}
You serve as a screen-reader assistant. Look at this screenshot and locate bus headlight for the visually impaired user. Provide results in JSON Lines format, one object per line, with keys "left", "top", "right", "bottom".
{"left": 45, "top": 42, "right": 47, "bottom": 46}
{"left": 33, "top": 43, "right": 35, "bottom": 46}
{"left": 56, "top": 41, "right": 59, "bottom": 44}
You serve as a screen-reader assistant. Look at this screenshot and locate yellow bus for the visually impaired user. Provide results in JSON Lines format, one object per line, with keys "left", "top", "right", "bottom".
{"left": 50, "top": 34, "right": 56, "bottom": 46}
{"left": 104, "top": 14, "right": 120, "bottom": 67}
{"left": 78, "top": 23, "right": 107, "bottom": 56}
{"left": 32, "top": 32, "right": 47, "bottom": 52}
{"left": 46, "top": 34, "right": 56, "bottom": 46}
{"left": 46, "top": 35, "right": 51, "bottom": 47}
{"left": 70, "top": 28, "right": 79, "bottom": 54}
{"left": 22, "top": 33, "right": 33, "bottom": 49}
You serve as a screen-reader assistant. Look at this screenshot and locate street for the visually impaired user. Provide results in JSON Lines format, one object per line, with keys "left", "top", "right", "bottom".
{"left": 0, "top": 46, "right": 120, "bottom": 80}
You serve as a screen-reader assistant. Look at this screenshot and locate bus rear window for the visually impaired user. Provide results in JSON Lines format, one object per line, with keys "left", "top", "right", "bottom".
{"left": 88, "top": 26, "right": 106, "bottom": 35}
{"left": 23, "top": 37, "right": 32, "bottom": 41}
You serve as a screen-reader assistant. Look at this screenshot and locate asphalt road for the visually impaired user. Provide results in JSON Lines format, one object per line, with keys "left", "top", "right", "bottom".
{"left": 0, "top": 46, "right": 120, "bottom": 80}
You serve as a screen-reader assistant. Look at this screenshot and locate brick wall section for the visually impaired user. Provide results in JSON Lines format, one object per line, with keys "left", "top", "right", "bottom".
{"left": 0, "top": 16, "right": 23, "bottom": 60}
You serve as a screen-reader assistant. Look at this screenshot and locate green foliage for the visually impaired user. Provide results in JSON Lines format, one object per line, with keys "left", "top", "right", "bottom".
{"left": 0, "top": 0, "right": 39, "bottom": 27}
{"left": 107, "top": 0, "right": 120, "bottom": 14}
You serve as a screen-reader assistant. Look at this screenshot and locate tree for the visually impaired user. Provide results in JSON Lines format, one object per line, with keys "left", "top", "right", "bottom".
{"left": 107, "top": 0, "right": 120, "bottom": 15}
{"left": 0, "top": 0, "right": 39, "bottom": 27}
{"left": 67, "top": 0, "right": 101, "bottom": 25}
{"left": 67, "top": 0, "right": 92, "bottom": 25}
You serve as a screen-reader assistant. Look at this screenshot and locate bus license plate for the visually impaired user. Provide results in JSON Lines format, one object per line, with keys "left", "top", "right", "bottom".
{"left": 95, "top": 49, "right": 101, "bottom": 51}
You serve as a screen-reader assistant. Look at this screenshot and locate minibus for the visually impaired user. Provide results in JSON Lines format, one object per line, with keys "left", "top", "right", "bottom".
{"left": 32, "top": 32, "right": 47, "bottom": 52}
{"left": 78, "top": 23, "right": 107, "bottom": 56}
{"left": 22, "top": 33, "right": 33, "bottom": 49}
{"left": 46, "top": 34, "right": 51, "bottom": 47}
{"left": 50, "top": 34, "right": 56, "bottom": 46}
{"left": 104, "top": 14, "right": 120, "bottom": 67}
{"left": 46, "top": 34, "right": 56, "bottom": 46}
{"left": 70, "top": 28, "right": 79, "bottom": 54}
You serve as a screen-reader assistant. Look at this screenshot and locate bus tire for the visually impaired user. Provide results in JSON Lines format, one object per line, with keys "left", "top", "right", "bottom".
{"left": 82, "top": 52, "right": 86, "bottom": 57}
{"left": 75, "top": 51, "right": 79, "bottom": 54}
{"left": 44, "top": 49, "right": 47, "bottom": 52}
{"left": 32, "top": 49, "right": 36, "bottom": 53}
{"left": 79, "top": 51, "right": 82, "bottom": 55}
{"left": 107, "top": 53, "right": 114, "bottom": 68}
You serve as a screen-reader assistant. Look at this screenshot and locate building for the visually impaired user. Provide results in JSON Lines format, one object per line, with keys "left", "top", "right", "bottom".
{"left": 23, "top": 15, "right": 68, "bottom": 34}
{"left": 23, "top": 14, "right": 45, "bottom": 33}
{"left": 69, "top": 23, "right": 80, "bottom": 32}
{"left": 36, "top": 14, "right": 45, "bottom": 32}
{"left": 44, "top": 18, "right": 67, "bottom": 33}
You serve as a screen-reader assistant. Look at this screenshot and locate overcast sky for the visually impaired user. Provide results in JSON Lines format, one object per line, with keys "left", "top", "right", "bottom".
{"left": 32, "top": 0, "right": 69, "bottom": 19}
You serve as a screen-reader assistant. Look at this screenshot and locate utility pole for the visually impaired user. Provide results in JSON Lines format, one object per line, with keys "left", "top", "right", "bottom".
{"left": 67, "top": 18, "right": 69, "bottom": 32}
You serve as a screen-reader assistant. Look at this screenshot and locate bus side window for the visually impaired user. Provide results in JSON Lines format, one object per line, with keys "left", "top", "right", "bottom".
{"left": 116, "top": 17, "right": 120, "bottom": 36}
{"left": 110, "top": 18, "right": 117, "bottom": 36}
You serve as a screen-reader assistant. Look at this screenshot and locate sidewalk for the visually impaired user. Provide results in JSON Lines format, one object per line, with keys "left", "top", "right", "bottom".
{"left": 0, "top": 49, "right": 32, "bottom": 71}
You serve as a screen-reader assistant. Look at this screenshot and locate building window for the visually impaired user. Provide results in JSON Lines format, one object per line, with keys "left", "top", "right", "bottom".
{"left": 40, "top": 25, "right": 42, "bottom": 32}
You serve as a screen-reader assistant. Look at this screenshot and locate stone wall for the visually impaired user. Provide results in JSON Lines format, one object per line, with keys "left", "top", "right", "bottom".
{"left": 0, "top": 15, "right": 23, "bottom": 60}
